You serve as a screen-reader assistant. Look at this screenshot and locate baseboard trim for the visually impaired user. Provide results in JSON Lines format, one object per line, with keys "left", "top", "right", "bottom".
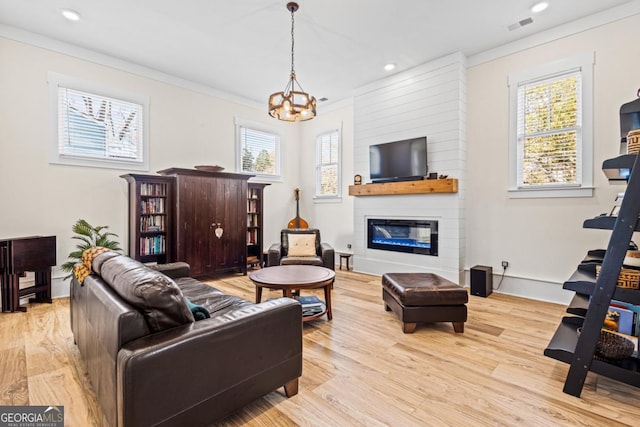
{"left": 48, "top": 269, "right": 572, "bottom": 305}
{"left": 463, "top": 270, "right": 573, "bottom": 305}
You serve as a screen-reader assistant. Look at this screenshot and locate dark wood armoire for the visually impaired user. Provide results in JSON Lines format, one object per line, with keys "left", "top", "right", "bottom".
{"left": 158, "top": 168, "right": 253, "bottom": 277}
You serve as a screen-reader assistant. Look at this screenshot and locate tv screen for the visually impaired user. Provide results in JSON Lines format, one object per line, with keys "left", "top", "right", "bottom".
{"left": 369, "top": 137, "right": 427, "bottom": 183}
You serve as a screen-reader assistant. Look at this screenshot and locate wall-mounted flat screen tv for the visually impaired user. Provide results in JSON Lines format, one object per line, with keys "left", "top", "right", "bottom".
{"left": 369, "top": 137, "right": 427, "bottom": 183}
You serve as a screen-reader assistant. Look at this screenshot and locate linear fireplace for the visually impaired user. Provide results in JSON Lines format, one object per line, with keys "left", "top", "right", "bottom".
{"left": 367, "top": 218, "right": 438, "bottom": 256}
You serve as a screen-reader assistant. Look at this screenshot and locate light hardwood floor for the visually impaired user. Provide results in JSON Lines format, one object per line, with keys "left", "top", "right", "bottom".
{"left": 2, "top": 269, "right": 640, "bottom": 426}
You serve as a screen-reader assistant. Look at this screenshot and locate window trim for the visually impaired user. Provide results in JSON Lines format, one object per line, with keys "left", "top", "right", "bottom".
{"left": 314, "top": 127, "right": 342, "bottom": 201}
{"left": 234, "top": 118, "right": 282, "bottom": 182}
{"left": 48, "top": 72, "right": 150, "bottom": 171}
{"left": 507, "top": 53, "right": 594, "bottom": 199}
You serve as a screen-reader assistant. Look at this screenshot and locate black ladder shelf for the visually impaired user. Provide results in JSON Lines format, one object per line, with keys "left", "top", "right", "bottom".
{"left": 544, "top": 153, "right": 640, "bottom": 396}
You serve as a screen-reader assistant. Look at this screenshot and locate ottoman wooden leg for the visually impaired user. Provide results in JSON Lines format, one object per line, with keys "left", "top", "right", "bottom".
{"left": 452, "top": 321, "right": 464, "bottom": 333}
{"left": 403, "top": 322, "right": 417, "bottom": 333}
{"left": 384, "top": 304, "right": 391, "bottom": 312}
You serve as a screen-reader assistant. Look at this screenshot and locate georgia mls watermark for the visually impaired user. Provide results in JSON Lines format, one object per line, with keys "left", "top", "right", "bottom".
{"left": 0, "top": 406, "right": 64, "bottom": 427}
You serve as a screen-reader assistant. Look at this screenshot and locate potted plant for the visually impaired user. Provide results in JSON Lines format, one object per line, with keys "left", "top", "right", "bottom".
{"left": 61, "top": 219, "right": 122, "bottom": 279}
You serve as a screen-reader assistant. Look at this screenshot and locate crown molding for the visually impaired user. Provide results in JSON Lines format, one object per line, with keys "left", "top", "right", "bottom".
{"left": 467, "top": 1, "right": 640, "bottom": 67}
{"left": 0, "top": 23, "right": 263, "bottom": 110}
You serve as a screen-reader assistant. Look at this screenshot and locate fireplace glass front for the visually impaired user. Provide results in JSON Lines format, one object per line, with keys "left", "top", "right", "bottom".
{"left": 367, "top": 218, "right": 438, "bottom": 256}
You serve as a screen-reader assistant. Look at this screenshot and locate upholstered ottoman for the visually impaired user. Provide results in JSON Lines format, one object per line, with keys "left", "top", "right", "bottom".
{"left": 382, "top": 273, "right": 468, "bottom": 333}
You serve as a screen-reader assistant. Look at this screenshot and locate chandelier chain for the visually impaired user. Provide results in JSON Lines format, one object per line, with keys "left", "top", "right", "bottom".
{"left": 290, "top": 7, "right": 295, "bottom": 75}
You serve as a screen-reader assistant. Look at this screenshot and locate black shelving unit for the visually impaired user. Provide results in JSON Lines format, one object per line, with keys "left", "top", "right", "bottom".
{"left": 544, "top": 153, "right": 640, "bottom": 396}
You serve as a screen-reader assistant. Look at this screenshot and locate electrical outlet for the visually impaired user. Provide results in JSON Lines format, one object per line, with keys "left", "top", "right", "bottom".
{"left": 501, "top": 260, "right": 509, "bottom": 269}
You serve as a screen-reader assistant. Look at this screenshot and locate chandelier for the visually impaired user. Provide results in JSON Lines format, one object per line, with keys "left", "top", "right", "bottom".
{"left": 268, "top": 2, "right": 316, "bottom": 121}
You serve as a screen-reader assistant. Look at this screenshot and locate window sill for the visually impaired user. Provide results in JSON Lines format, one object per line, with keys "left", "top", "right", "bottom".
{"left": 50, "top": 155, "right": 148, "bottom": 171}
{"left": 245, "top": 174, "right": 283, "bottom": 183}
{"left": 508, "top": 186, "right": 594, "bottom": 199}
{"left": 313, "top": 196, "right": 342, "bottom": 204}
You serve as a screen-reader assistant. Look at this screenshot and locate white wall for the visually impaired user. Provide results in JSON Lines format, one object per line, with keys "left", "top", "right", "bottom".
{"left": 0, "top": 36, "right": 299, "bottom": 298}
{"left": 465, "top": 14, "right": 640, "bottom": 302}
{"left": 298, "top": 101, "right": 355, "bottom": 253}
{"left": 351, "top": 52, "right": 467, "bottom": 283}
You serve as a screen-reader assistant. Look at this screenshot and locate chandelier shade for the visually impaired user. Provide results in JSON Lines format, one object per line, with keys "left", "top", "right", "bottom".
{"left": 268, "top": 2, "right": 316, "bottom": 122}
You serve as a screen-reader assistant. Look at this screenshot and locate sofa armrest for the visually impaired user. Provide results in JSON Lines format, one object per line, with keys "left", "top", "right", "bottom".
{"left": 320, "top": 243, "right": 335, "bottom": 270}
{"left": 116, "top": 297, "right": 302, "bottom": 426}
{"left": 148, "top": 261, "right": 191, "bottom": 279}
{"left": 268, "top": 243, "right": 282, "bottom": 267}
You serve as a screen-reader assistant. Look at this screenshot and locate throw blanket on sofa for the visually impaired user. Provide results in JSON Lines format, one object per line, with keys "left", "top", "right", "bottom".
{"left": 186, "top": 299, "right": 210, "bottom": 320}
{"left": 73, "top": 247, "right": 111, "bottom": 284}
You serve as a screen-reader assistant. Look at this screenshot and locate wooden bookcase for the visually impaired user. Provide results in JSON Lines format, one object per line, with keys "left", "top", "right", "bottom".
{"left": 247, "top": 183, "right": 269, "bottom": 268}
{"left": 121, "top": 174, "right": 173, "bottom": 264}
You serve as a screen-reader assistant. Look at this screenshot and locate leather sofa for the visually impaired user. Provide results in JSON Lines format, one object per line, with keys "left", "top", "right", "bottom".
{"left": 70, "top": 251, "right": 302, "bottom": 426}
{"left": 268, "top": 228, "right": 335, "bottom": 269}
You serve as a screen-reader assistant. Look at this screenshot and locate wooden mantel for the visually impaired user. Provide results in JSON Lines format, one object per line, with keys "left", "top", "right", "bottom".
{"left": 348, "top": 178, "right": 458, "bottom": 196}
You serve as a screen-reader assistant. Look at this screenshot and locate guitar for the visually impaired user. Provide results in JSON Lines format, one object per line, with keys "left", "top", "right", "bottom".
{"left": 287, "top": 188, "right": 309, "bottom": 229}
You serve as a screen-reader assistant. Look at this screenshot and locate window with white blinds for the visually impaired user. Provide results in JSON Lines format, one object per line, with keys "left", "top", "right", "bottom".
{"left": 508, "top": 54, "right": 593, "bottom": 198}
{"left": 236, "top": 120, "right": 281, "bottom": 178}
{"left": 517, "top": 70, "right": 581, "bottom": 187}
{"left": 48, "top": 72, "right": 149, "bottom": 170}
{"left": 315, "top": 130, "right": 341, "bottom": 198}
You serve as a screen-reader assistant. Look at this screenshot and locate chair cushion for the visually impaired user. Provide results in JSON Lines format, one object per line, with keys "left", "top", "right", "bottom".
{"left": 280, "top": 256, "right": 324, "bottom": 266}
{"left": 287, "top": 233, "right": 317, "bottom": 257}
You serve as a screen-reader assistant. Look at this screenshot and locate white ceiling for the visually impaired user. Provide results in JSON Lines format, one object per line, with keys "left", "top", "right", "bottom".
{"left": 0, "top": 0, "right": 638, "bottom": 106}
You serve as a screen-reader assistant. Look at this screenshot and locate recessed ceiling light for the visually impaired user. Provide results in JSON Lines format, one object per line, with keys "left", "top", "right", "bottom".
{"left": 61, "top": 9, "right": 81, "bottom": 21}
{"left": 531, "top": 2, "right": 549, "bottom": 13}
{"left": 384, "top": 63, "right": 396, "bottom": 72}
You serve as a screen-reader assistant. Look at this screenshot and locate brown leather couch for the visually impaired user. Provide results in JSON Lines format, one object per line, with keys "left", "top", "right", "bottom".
{"left": 70, "top": 252, "right": 302, "bottom": 426}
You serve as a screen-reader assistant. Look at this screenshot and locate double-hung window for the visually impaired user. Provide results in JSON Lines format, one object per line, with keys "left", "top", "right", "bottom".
{"left": 508, "top": 53, "right": 593, "bottom": 198}
{"left": 49, "top": 72, "right": 149, "bottom": 170}
{"left": 235, "top": 119, "right": 281, "bottom": 180}
{"left": 315, "top": 129, "right": 341, "bottom": 199}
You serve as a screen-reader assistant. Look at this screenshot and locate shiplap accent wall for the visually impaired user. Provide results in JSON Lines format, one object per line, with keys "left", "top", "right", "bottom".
{"left": 352, "top": 52, "right": 466, "bottom": 283}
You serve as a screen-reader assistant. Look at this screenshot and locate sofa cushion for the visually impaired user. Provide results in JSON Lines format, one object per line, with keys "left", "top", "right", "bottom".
{"left": 92, "top": 252, "right": 195, "bottom": 332}
{"left": 175, "top": 277, "right": 254, "bottom": 316}
{"left": 287, "top": 233, "right": 317, "bottom": 257}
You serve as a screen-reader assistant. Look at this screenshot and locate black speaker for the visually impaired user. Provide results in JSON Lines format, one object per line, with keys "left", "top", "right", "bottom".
{"left": 470, "top": 265, "right": 493, "bottom": 297}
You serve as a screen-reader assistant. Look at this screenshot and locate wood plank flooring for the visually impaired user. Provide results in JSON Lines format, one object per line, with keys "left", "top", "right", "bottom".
{"left": 1, "top": 269, "right": 640, "bottom": 426}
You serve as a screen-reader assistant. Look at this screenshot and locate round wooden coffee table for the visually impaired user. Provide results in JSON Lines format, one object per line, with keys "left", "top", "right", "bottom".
{"left": 249, "top": 265, "right": 335, "bottom": 322}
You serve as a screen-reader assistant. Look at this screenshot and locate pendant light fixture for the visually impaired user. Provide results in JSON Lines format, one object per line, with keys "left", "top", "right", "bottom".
{"left": 268, "top": 2, "right": 316, "bottom": 121}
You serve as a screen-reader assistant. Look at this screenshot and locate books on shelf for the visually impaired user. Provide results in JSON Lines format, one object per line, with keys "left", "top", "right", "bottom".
{"left": 140, "top": 182, "right": 167, "bottom": 196}
{"left": 609, "top": 192, "right": 625, "bottom": 216}
{"left": 602, "top": 300, "right": 640, "bottom": 359}
{"left": 140, "top": 214, "right": 165, "bottom": 232}
{"left": 610, "top": 299, "right": 640, "bottom": 336}
{"left": 302, "top": 306, "right": 325, "bottom": 317}
{"left": 141, "top": 198, "right": 165, "bottom": 214}
{"left": 298, "top": 295, "right": 324, "bottom": 306}
{"left": 605, "top": 306, "right": 635, "bottom": 335}
{"left": 298, "top": 295, "right": 326, "bottom": 316}
{"left": 140, "top": 235, "right": 165, "bottom": 256}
